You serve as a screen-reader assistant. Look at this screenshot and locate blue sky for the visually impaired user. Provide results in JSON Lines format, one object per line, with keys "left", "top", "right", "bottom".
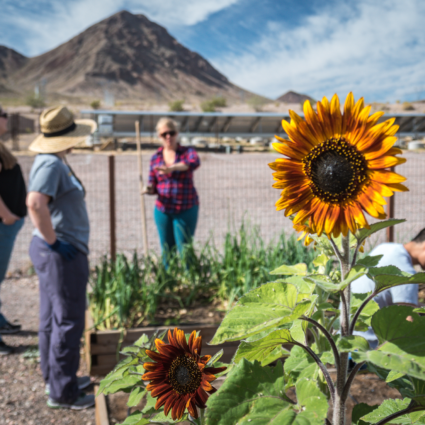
{"left": 1, "top": 0, "right": 425, "bottom": 102}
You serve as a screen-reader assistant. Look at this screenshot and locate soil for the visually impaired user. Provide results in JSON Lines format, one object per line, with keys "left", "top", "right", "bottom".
{"left": 0, "top": 276, "right": 97, "bottom": 425}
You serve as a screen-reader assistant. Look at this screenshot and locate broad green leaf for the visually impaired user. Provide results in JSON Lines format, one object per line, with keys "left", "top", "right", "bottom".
{"left": 97, "top": 356, "right": 140, "bottom": 394}
{"left": 270, "top": 263, "right": 307, "bottom": 276}
{"left": 337, "top": 335, "right": 370, "bottom": 353}
{"left": 284, "top": 276, "right": 316, "bottom": 299}
{"left": 120, "top": 411, "right": 150, "bottom": 425}
{"left": 133, "top": 334, "right": 150, "bottom": 347}
{"left": 141, "top": 392, "right": 158, "bottom": 415}
{"left": 290, "top": 320, "right": 307, "bottom": 344}
{"left": 356, "top": 219, "right": 405, "bottom": 244}
{"left": 121, "top": 346, "right": 141, "bottom": 355}
{"left": 233, "top": 330, "right": 293, "bottom": 366}
{"left": 372, "top": 272, "right": 425, "bottom": 293}
{"left": 386, "top": 370, "right": 406, "bottom": 383}
{"left": 368, "top": 265, "right": 406, "bottom": 277}
{"left": 411, "top": 377, "right": 425, "bottom": 406}
{"left": 362, "top": 398, "right": 411, "bottom": 424}
{"left": 210, "top": 282, "right": 313, "bottom": 344}
{"left": 350, "top": 307, "right": 425, "bottom": 380}
{"left": 295, "top": 378, "right": 328, "bottom": 419}
{"left": 357, "top": 255, "right": 383, "bottom": 268}
{"left": 284, "top": 345, "right": 322, "bottom": 382}
{"left": 127, "top": 386, "right": 146, "bottom": 407}
{"left": 351, "top": 293, "right": 380, "bottom": 328}
{"left": 313, "top": 253, "right": 329, "bottom": 268}
{"left": 205, "top": 359, "right": 300, "bottom": 425}
{"left": 304, "top": 265, "right": 367, "bottom": 292}
{"left": 150, "top": 411, "right": 188, "bottom": 423}
{"left": 352, "top": 403, "right": 378, "bottom": 425}
{"left": 101, "top": 374, "right": 142, "bottom": 395}
{"left": 414, "top": 307, "right": 425, "bottom": 314}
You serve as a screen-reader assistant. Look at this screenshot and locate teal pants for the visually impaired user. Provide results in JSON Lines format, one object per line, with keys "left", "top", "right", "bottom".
{"left": 154, "top": 205, "right": 199, "bottom": 263}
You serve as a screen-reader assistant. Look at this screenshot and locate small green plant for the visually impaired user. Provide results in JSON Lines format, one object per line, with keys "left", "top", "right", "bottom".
{"left": 26, "top": 94, "right": 45, "bottom": 108}
{"left": 90, "top": 100, "right": 101, "bottom": 109}
{"left": 200, "top": 96, "right": 227, "bottom": 112}
{"left": 168, "top": 99, "right": 185, "bottom": 112}
{"left": 247, "top": 95, "right": 267, "bottom": 112}
{"left": 403, "top": 101, "right": 415, "bottom": 111}
{"left": 201, "top": 100, "right": 216, "bottom": 112}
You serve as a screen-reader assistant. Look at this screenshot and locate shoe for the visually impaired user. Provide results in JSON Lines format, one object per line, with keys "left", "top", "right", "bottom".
{"left": 47, "top": 393, "right": 95, "bottom": 410}
{"left": 45, "top": 376, "right": 91, "bottom": 395}
{"left": 0, "top": 341, "right": 13, "bottom": 355}
{"left": 0, "top": 320, "right": 21, "bottom": 334}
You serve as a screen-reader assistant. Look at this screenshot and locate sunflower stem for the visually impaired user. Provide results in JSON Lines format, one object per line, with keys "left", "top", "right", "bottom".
{"left": 333, "top": 234, "right": 351, "bottom": 425}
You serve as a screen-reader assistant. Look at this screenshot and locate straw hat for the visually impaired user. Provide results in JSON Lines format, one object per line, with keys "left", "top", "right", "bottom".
{"left": 29, "top": 106, "right": 97, "bottom": 153}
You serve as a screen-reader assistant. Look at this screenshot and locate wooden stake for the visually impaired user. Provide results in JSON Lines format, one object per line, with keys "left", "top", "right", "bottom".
{"left": 135, "top": 120, "right": 149, "bottom": 255}
{"left": 108, "top": 155, "right": 116, "bottom": 261}
{"left": 386, "top": 166, "right": 395, "bottom": 243}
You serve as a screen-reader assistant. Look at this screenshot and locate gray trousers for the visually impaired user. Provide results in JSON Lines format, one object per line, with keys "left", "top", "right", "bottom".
{"left": 29, "top": 236, "right": 88, "bottom": 403}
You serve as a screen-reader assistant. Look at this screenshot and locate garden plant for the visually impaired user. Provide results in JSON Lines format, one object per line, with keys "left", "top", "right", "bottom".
{"left": 98, "top": 93, "right": 425, "bottom": 425}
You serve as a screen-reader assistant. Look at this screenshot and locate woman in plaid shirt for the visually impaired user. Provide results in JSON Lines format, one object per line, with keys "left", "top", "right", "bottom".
{"left": 145, "top": 118, "right": 200, "bottom": 264}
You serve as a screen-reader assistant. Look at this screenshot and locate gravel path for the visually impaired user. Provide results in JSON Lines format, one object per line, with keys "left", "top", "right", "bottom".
{"left": 0, "top": 276, "right": 95, "bottom": 425}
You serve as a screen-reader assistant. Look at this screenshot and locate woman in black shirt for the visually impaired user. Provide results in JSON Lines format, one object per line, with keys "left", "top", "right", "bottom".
{"left": 0, "top": 108, "right": 27, "bottom": 355}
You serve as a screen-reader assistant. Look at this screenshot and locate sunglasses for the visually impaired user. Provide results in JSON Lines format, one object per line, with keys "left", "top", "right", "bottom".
{"left": 160, "top": 130, "right": 176, "bottom": 138}
{"left": 0, "top": 112, "right": 7, "bottom": 119}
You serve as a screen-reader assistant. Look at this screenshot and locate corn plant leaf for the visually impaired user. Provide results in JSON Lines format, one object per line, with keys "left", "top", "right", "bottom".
{"left": 127, "top": 386, "right": 146, "bottom": 407}
{"left": 357, "top": 255, "right": 384, "bottom": 268}
{"left": 295, "top": 377, "right": 328, "bottom": 419}
{"left": 209, "top": 282, "right": 314, "bottom": 344}
{"left": 205, "top": 359, "right": 324, "bottom": 425}
{"left": 270, "top": 263, "right": 308, "bottom": 276}
{"left": 120, "top": 411, "right": 150, "bottom": 425}
{"left": 349, "top": 307, "right": 425, "bottom": 381}
{"left": 233, "top": 329, "right": 293, "bottom": 366}
{"left": 352, "top": 403, "right": 379, "bottom": 425}
{"left": 304, "top": 265, "right": 367, "bottom": 292}
{"left": 355, "top": 219, "right": 405, "bottom": 244}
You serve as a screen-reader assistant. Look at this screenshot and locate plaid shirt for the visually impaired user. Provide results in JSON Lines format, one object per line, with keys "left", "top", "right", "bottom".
{"left": 148, "top": 145, "right": 200, "bottom": 214}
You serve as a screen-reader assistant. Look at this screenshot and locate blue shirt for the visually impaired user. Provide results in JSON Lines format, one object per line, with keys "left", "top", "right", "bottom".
{"left": 29, "top": 154, "right": 90, "bottom": 254}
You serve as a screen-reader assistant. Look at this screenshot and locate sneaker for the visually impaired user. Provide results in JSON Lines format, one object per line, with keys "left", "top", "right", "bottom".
{"left": 45, "top": 376, "right": 91, "bottom": 395}
{"left": 0, "top": 341, "right": 13, "bottom": 355}
{"left": 47, "top": 393, "right": 95, "bottom": 410}
{"left": 0, "top": 320, "right": 21, "bottom": 335}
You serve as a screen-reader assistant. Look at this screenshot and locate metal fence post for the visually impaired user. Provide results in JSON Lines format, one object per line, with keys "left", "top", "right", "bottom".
{"left": 108, "top": 155, "right": 116, "bottom": 261}
{"left": 11, "top": 113, "right": 20, "bottom": 151}
{"left": 386, "top": 166, "right": 395, "bottom": 242}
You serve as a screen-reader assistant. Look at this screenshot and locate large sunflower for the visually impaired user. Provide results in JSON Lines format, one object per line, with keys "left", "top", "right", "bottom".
{"left": 269, "top": 92, "right": 408, "bottom": 239}
{"left": 142, "top": 328, "right": 226, "bottom": 420}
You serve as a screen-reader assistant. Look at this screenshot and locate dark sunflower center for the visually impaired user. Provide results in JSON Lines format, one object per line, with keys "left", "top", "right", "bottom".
{"left": 169, "top": 355, "right": 202, "bottom": 395}
{"left": 302, "top": 137, "right": 368, "bottom": 204}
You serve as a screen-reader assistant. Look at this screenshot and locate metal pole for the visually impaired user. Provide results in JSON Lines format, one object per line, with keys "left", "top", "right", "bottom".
{"left": 386, "top": 166, "right": 395, "bottom": 243}
{"left": 108, "top": 155, "right": 116, "bottom": 261}
{"left": 135, "top": 120, "right": 149, "bottom": 256}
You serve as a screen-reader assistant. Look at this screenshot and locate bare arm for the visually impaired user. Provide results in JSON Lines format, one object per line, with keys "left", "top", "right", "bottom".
{"left": 155, "top": 162, "right": 189, "bottom": 174}
{"left": 0, "top": 195, "right": 19, "bottom": 225}
{"left": 26, "top": 192, "right": 56, "bottom": 244}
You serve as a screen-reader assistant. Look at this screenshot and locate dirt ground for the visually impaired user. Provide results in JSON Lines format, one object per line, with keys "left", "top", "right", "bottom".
{"left": 0, "top": 276, "right": 96, "bottom": 425}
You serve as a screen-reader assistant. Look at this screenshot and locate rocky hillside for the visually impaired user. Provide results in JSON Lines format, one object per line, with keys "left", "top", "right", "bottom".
{"left": 0, "top": 46, "right": 28, "bottom": 93}
{"left": 277, "top": 90, "right": 314, "bottom": 104}
{"left": 0, "top": 11, "right": 250, "bottom": 102}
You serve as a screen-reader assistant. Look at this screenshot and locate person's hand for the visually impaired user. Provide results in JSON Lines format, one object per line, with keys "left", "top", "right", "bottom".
{"left": 155, "top": 165, "right": 172, "bottom": 175}
{"left": 142, "top": 185, "right": 155, "bottom": 195}
{"left": 2, "top": 212, "right": 20, "bottom": 225}
{"left": 46, "top": 239, "right": 78, "bottom": 261}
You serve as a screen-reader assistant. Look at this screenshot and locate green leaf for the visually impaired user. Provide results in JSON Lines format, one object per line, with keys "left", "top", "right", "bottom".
{"left": 101, "top": 374, "right": 142, "bottom": 395}
{"left": 414, "top": 307, "right": 425, "bottom": 314}
{"left": 133, "top": 334, "right": 150, "bottom": 347}
{"left": 206, "top": 349, "right": 223, "bottom": 367}
{"left": 386, "top": 371, "right": 406, "bottom": 383}
{"left": 351, "top": 293, "right": 380, "bottom": 328}
{"left": 210, "top": 282, "right": 313, "bottom": 344}
{"left": 361, "top": 398, "right": 411, "bottom": 424}
{"left": 372, "top": 272, "right": 425, "bottom": 293}
{"left": 352, "top": 403, "right": 378, "bottom": 425}
{"left": 350, "top": 307, "right": 425, "bottom": 380}
{"left": 290, "top": 320, "right": 307, "bottom": 344}
{"left": 356, "top": 219, "right": 405, "bottom": 244}
{"left": 284, "top": 276, "right": 316, "bottom": 297}
{"left": 270, "top": 263, "right": 307, "bottom": 276}
{"left": 313, "top": 253, "right": 330, "bottom": 268}
{"left": 150, "top": 411, "right": 188, "bottom": 423}
{"left": 120, "top": 410, "right": 150, "bottom": 425}
{"left": 337, "top": 335, "right": 370, "bottom": 353}
{"left": 121, "top": 346, "right": 142, "bottom": 355}
{"left": 127, "top": 386, "right": 146, "bottom": 407}
{"left": 233, "top": 329, "right": 293, "bottom": 366}
{"left": 141, "top": 392, "right": 157, "bottom": 415}
{"left": 206, "top": 359, "right": 303, "bottom": 425}
{"left": 295, "top": 378, "right": 328, "bottom": 419}
{"left": 97, "top": 356, "right": 140, "bottom": 394}
{"left": 357, "top": 255, "right": 383, "bottom": 268}
{"left": 411, "top": 377, "right": 425, "bottom": 406}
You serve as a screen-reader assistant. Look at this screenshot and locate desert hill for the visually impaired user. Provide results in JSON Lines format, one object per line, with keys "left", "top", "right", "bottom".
{"left": 0, "top": 11, "right": 254, "bottom": 103}
{"left": 277, "top": 90, "right": 314, "bottom": 104}
{"left": 0, "top": 46, "right": 28, "bottom": 93}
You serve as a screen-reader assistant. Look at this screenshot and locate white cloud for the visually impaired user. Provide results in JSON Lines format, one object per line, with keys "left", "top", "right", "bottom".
{"left": 212, "top": 0, "right": 425, "bottom": 101}
{"left": 0, "top": 0, "right": 240, "bottom": 56}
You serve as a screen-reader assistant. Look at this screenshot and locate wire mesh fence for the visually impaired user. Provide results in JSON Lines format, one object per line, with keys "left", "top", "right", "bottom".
{"left": 8, "top": 150, "right": 425, "bottom": 273}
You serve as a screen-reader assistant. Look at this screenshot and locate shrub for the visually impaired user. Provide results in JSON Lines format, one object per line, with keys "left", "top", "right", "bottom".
{"left": 168, "top": 99, "right": 185, "bottom": 112}
{"left": 26, "top": 95, "right": 45, "bottom": 108}
{"left": 90, "top": 100, "right": 101, "bottom": 109}
{"left": 201, "top": 100, "right": 216, "bottom": 112}
{"left": 247, "top": 95, "right": 267, "bottom": 112}
{"left": 403, "top": 101, "right": 415, "bottom": 111}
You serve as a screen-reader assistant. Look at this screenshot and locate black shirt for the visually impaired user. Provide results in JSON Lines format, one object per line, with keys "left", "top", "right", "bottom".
{"left": 0, "top": 158, "right": 27, "bottom": 220}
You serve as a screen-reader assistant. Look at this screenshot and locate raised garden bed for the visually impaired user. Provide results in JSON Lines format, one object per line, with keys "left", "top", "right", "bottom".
{"left": 85, "top": 310, "right": 238, "bottom": 376}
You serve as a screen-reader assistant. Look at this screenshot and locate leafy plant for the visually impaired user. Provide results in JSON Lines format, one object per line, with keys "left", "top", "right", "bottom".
{"left": 26, "top": 94, "right": 45, "bottom": 108}
{"left": 168, "top": 100, "right": 185, "bottom": 112}
{"left": 200, "top": 96, "right": 227, "bottom": 112}
{"left": 90, "top": 100, "right": 101, "bottom": 109}
{"left": 247, "top": 95, "right": 268, "bottom": 112}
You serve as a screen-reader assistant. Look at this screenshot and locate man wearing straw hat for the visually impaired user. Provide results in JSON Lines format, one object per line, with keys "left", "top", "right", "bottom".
{"left": 27, "top": 106, "right": 96, "bottom": 409}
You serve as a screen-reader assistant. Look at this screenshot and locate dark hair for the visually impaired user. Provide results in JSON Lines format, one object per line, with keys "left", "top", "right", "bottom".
{"left": 412, "top": 228, "right": 425, "bottom": 243}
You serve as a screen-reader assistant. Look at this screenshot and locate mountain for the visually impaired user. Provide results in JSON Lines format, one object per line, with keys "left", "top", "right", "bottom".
{"left": 277, "top": 90, "right": 314, "bottom": 104}
{"left": 1, "top": 11, "right": 251, "bottom": 102}
{"left": 0, "top": 46, "right": 28, "bottom": 93}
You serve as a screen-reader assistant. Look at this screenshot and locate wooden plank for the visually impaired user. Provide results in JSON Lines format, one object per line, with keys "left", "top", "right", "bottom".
{"left": 95, "top": 385, "right": 109, "bottom": 425}
{"left": 85, "top": 310, "right": 94, "bottom": 372}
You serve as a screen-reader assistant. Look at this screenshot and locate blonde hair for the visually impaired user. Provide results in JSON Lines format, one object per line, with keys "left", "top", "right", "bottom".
{"left": 156, "top": 118, "right": 179, "bottom": 133}
{"left": 0, "top": 142, "right": 17, "bottom": 170}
